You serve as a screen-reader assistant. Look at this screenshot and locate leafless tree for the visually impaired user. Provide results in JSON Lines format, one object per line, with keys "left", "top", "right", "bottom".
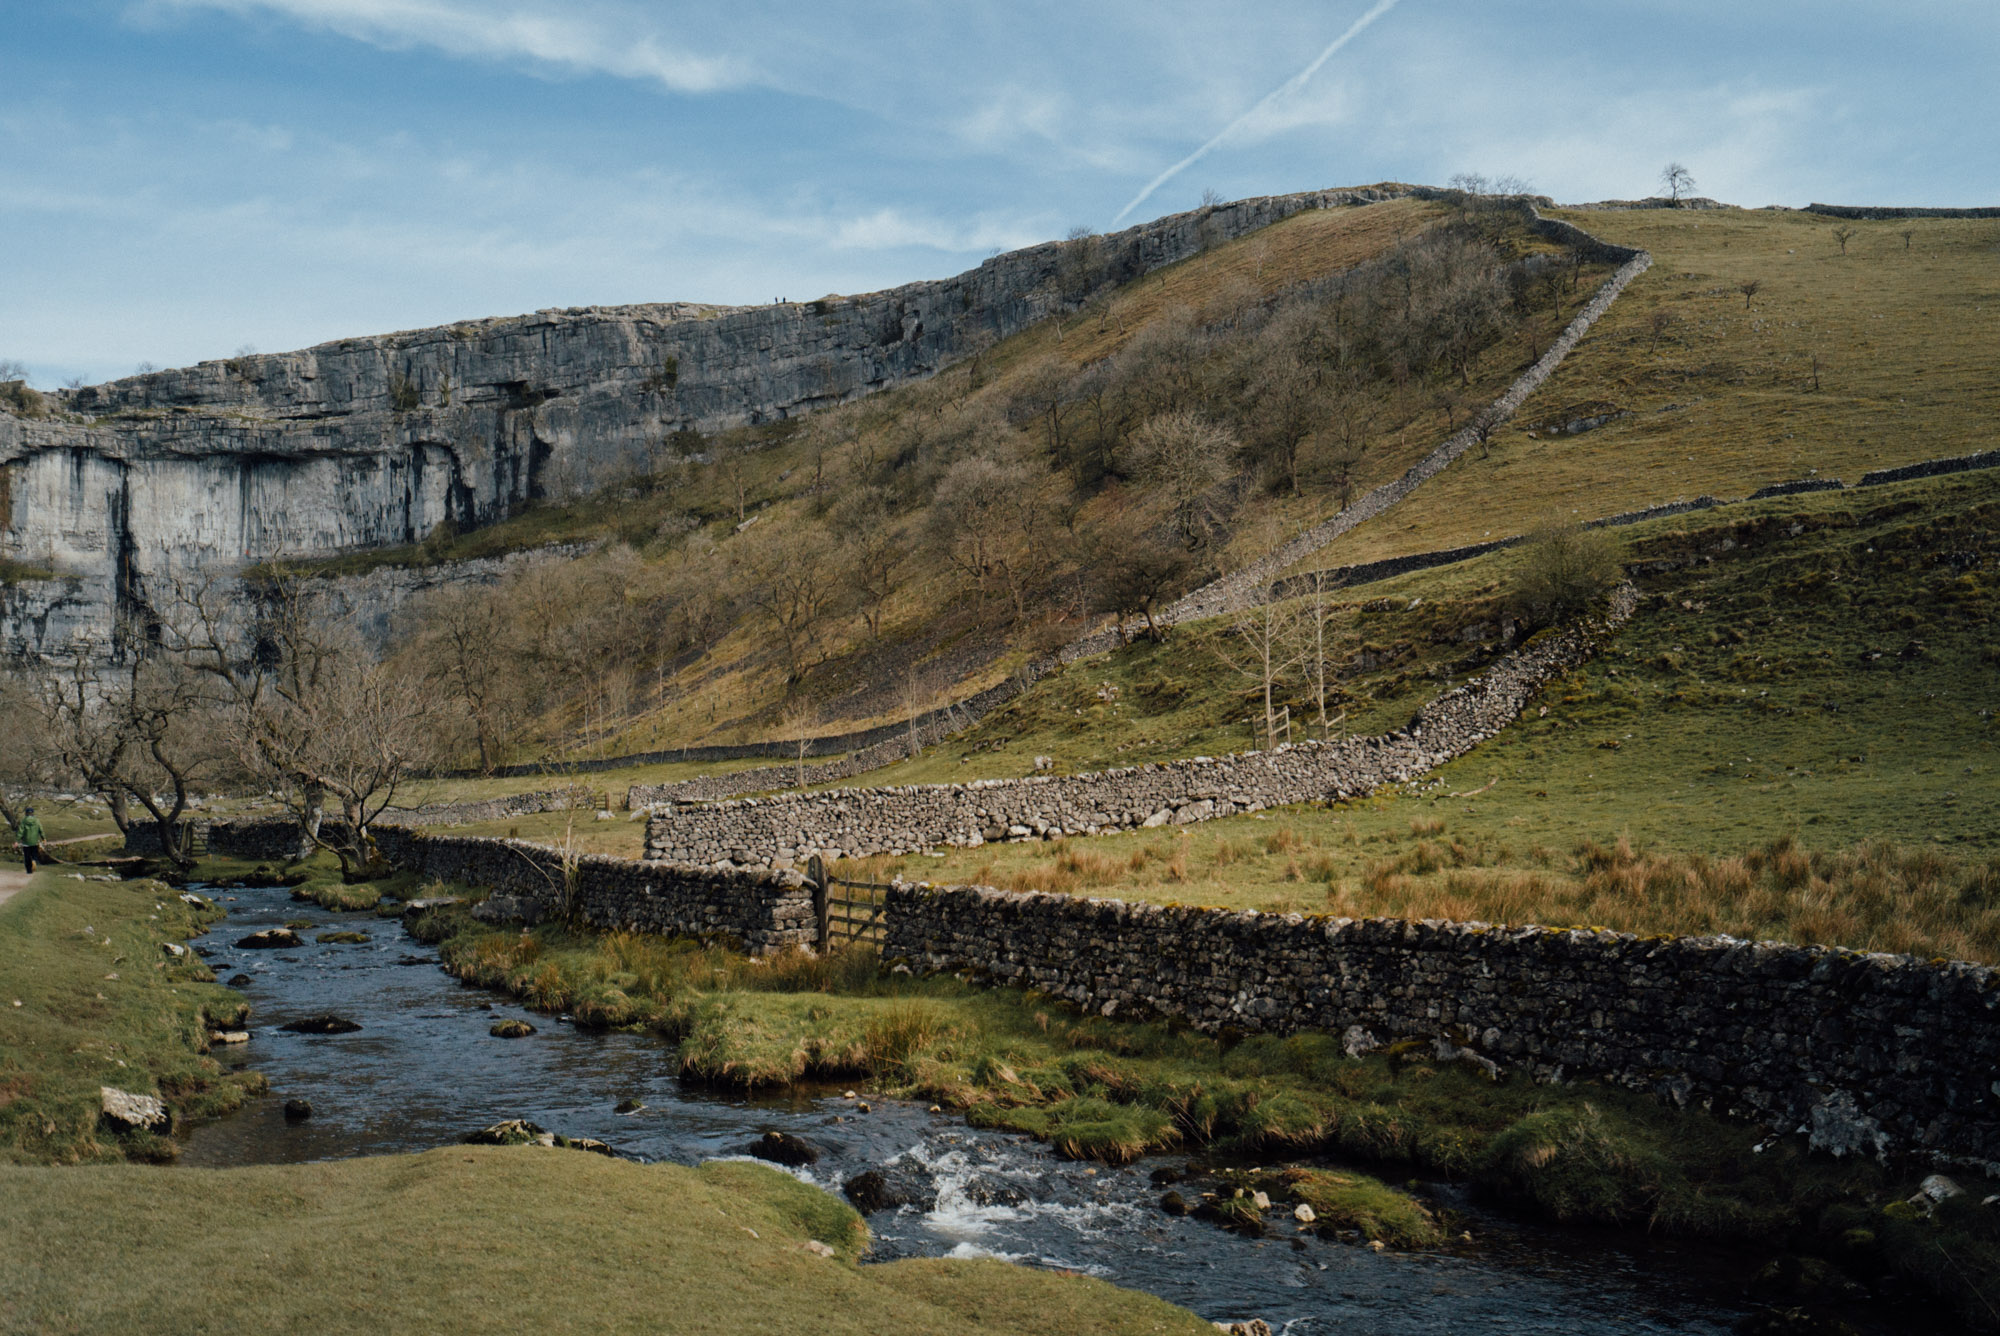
{"left": 1647, "top": 309, "right": 1678, "bottom": 352}
{"left": 1738, "top": 279, "right": 1762, "bottom": 308}
{"left": 739, "top": 525, "right": 846, "bottom": 684}
{"left": 27, "top": 641, "right": 225, "bottom": 869}
{"left": 1900, "top": 228, "right": 1916, "bottom": 251}
{"left": 1087, "top": 511, "right": 1193, "bottom": 643}
{"left": 1206, "top": 592, "right": 1304, "bottom": 750}
{"left": 1831, "top": 226, "right": 1857, "bottom": 255}
{"left": 1289, "top": 570, "right": 1351, "bottom": 737}
{"left": 169, "top": 576, "right": 437, "bottom": 877}
{"left": 1129, "top": 410, "right": 1234, "bottom": 547}
{"left": 414, "top": 585, "right": 520, "bottom": 772}
{"left": 830, "top": 487, "right": 904, "bottom": 639}
{"left": 1660, "top": 162, "right": 1695, "bottom": 206}
{"left": 1057, "top": 226, "right": 1104, "bottom": 305}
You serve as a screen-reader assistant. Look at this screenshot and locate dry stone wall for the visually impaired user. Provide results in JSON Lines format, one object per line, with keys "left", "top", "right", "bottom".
{"left": 879, "top": 883, "right": 2000, "bottom": 1166}
{"left": 372, "top": 827, "right": 815, "bottom": 954}
{"left": 643, "top": 588, "right": 1634, "bottom": 867}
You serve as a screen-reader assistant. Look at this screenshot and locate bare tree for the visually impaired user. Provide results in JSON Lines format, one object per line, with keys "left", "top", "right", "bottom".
{"left": 1900, "top": 228, "right": 1916, "bottom": 251}
{"left": 1831, "top": 226, "right": 1857, "bottom": 255}
{"left": 415, "top": 585, "right": 520, "bottom": 772}
{"left": 1087, "top": 513, "right": 1192, "bottom": 643}
{"left": 1206, "top": 592, "right": 1304, "bottom": 750}
{"left": 739, "top": 525, "right": 846, "bottom": 684}
{"left": 1290, "top": 570, "right": 1351, "bottom": 737}
{"left": 1129, "top": 410, "right": 1234, "bottom": 547}
{"left": 1647, "top": 309, "right": 1678, "bottom": 352}
{"left": 830, "top": 488, "right": 904, "bottom": 639}
{"left": 1660, "top": 162, "right": 1695, "bottom": 206}
{"left": 1738, "top": 279, "right": 1762, "bottom": 308}
{"left": 28, "top": 642, "right": 224, "bottom": 869}
{"left": 1057, "top": 226, "right": 1104, "bottom": 305}
{"left": 170, "top": 577, "right": 436, "bottom": 877}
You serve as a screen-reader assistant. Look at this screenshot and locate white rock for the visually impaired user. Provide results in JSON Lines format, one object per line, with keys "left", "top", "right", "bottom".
{"left": 100, "top": 1086, "right": 168, "bottom": 1131}
{"left": 1293, "top": 1203, "right": 1316, "bottom": 1224}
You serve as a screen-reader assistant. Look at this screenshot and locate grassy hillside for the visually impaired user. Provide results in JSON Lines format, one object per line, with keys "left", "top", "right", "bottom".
{"left": 342, "top": 195, "right": 1617, "bottom": 773}
{"left": 1295, "top": 206, "right": 2000, "bottom": 570}
{"left": 848, "top": 467, "right": 1998, "bottom": 958}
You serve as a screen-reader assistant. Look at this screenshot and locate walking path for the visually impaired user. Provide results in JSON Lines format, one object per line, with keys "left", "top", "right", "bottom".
{"left": 0, "top": 868, "right": 28, "bottom": 910}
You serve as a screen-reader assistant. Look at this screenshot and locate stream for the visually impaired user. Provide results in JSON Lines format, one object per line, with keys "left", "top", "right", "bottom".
{"left": 181, "top": 884, "right": 1936, "bottom": 1334}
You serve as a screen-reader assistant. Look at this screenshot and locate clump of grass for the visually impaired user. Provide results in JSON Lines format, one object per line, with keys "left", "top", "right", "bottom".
{"left": 1278, "top": 1168, "right": 1444, "bottom": 1248}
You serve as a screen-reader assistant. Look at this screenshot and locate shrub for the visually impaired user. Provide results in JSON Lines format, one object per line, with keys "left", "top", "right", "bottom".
{"left": 1510, "top": 520, "right": 1622, "bottom": 625}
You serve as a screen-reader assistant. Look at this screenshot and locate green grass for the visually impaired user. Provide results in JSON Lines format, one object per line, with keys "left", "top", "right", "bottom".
{"left": 413, "top": 906, "right": 2000, "bottom": 1325}
{"left": 0, "top": 1149, "right": 1216, "bottom": 1336}
{"left": 0, "top": 871, "right": 264, "bottom": 1164}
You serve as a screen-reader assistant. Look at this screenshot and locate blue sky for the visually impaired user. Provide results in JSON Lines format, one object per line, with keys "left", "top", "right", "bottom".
{"left": 4, "top": 1, "right": 1994, "bottom": 386}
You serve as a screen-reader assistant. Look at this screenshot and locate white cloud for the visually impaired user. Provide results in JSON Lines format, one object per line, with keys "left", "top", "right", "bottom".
{"left": 146, "top": 0, "right": 749, "bottom": 93}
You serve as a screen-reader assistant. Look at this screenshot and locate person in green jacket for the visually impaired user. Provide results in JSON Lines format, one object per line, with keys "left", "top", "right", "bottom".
{"left": 15, "top": 807, "right": 44, "bottom": 873}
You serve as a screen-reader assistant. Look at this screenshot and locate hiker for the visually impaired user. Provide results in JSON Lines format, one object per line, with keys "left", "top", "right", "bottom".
{"left": 15, "top": 807, "right": 43, "bottom": 873}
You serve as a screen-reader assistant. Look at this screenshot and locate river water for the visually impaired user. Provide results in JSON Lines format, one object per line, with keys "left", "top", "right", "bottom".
{"left": 181, "top": 885, "right": 1936, "bottom": 1334}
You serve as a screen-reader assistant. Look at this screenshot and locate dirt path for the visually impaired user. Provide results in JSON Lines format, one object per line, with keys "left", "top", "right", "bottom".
{"left": 0, "top": 866, "right": 29, "bottom": 910}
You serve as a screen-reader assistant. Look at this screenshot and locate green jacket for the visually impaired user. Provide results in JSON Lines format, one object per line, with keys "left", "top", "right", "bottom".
{"left": 17, "top": 816, "right": 43, "bottom": 847}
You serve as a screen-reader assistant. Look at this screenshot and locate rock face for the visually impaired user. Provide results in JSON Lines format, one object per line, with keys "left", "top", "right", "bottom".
{"left": 1, "top": 186, "right": 1396, "bottom": 657}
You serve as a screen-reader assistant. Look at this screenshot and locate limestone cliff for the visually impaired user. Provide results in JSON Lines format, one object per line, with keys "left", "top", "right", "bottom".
{"left": 0, "top": 185, "right": 1416, "bottom": 655}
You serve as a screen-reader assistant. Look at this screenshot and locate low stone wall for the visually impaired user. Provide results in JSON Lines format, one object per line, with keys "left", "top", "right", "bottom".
{"left": 1860, "top": 449, "right": 2000, "bottom": 487}
{"left": 1807, "top": 203, "right": 2000, "bottom": 220}
{"left": 879, "top": 883, "right": 2000, "bottom": 1166}
{"left": 371, "top": 827, "right": 815, "bottom": 954}
{"left": 644, "top": 588, "right": 1633, "bottom": 867}
{"left": 378, "top": 786, "right": 599, "bottom": 829}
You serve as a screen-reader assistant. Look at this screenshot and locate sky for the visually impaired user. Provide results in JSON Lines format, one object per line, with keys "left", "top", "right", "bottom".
{"left": 3, "top": 1, "right": 1995, "bottom": 387}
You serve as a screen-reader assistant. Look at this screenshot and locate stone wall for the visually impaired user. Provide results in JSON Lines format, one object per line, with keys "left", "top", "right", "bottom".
{"left": 879, "top": 882, "right": 2000, "bottom": 1166}
{"left": 1807, "top": 203, "right": 2000, "bottom": 220}
{"left": 372, "top": 827, "right": 816, "bottom": 954}
{"left": 377, "top": 786, "right": 600, "bottom": 829}
{"left": 642, "top": 588, "right": 1634, "bottom": 867}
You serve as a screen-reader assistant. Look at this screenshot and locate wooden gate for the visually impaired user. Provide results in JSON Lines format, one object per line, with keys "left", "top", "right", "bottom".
{"left": 806, "top": 855, "right": 891, "bottom": 948}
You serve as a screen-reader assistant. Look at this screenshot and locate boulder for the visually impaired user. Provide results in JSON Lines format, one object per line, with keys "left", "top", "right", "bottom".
{"left": 227, "top": 974, "right": 253, "bottom": 987}
{"left": 235, "top": 929, "right": 303, "bottom": 950}
{"left": 842, "top": 1166, "right": 937, "bottom": 1214}
{"left": 280, "top": 1014, "right": 363, "bottom": 1035}
{"left": 490, "top": 1019, "right": 536, "bottom": 1038}
{"left": 283, "top": 1098, "right": 313, "bottom": 1123}
{"left": 209, "top": 1030, "right": 250, "bottom": 1045}
{"left": 746, "top": 1130, "right": 821, "bottom": 1167}
{"left": 100, "top": 1086, "right": 169, "bottom": 1132}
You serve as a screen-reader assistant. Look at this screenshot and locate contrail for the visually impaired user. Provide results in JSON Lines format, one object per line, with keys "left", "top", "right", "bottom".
{"left": 1111, "top": 0, "right": 1404, "bottom": 226}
